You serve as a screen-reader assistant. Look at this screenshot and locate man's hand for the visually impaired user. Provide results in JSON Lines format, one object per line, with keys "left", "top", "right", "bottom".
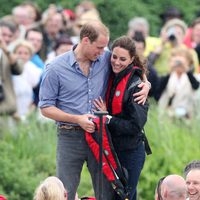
{"left": 133, "top": 81, "right": 150, "bottom": 105}
{"left": 77, "top": 114, "right": 96, "bottom": 133}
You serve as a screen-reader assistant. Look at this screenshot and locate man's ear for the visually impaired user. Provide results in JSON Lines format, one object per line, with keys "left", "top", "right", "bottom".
{"left": 82, "top": 37, "right": 90, "bottom": 44}
{"left": 163, "top": 189, "right": 168, "bottom": 199}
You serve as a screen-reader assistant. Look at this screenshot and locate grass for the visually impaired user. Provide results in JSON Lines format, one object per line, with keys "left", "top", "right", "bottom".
{"left": 0, "top": 105, "right": 200, "bottom": 199}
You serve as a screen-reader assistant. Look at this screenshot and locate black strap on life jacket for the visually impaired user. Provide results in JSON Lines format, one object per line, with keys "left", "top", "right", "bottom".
{"left": 141, "top": 129, "right": 152, "bottom": 155}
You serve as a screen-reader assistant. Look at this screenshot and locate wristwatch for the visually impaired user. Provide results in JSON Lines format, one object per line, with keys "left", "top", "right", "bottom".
{"left": 106, "top": 115, "right": 112, "bottom": 124}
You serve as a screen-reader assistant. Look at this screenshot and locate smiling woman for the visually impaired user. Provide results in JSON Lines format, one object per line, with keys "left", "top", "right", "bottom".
{"left": 93, "top": 35, "right": 150, "bottom": 200}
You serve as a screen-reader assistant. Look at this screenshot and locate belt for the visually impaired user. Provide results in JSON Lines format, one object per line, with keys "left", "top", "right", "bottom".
{"left": 58, "top": 124, "right": 83, "bottom": 131}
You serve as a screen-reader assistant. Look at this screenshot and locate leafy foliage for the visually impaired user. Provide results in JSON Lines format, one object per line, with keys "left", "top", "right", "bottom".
{"left": 0, "top": 116, "right": 56, "bottom": 200}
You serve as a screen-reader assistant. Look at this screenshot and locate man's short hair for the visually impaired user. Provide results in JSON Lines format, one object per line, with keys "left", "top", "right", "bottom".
{"left": 184, "top": 160, "right": 200, "bottom": 176}
{"left": 80, "top": 20, "right": 109, "bottom": 43}
{"left": 25, "top": 27, "right": 43, "bottom": 38}
{"left": 0, "top": 20, "right": 17, "bottom": 33}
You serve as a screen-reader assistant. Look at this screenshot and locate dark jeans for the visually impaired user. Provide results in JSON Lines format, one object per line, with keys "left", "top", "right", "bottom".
{"left": 115, "top": 143, "right": 145, "bottom": 200}
{"left": 56, "top": 128, "right": 114, "bottom": 200}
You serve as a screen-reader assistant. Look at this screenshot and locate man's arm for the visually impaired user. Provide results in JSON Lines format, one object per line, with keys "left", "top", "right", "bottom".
{"left": 41, "top": 106, "right": 96, "bottom": 133}
{"left": 133, "top": 74, "right": 151, "bottom": 105}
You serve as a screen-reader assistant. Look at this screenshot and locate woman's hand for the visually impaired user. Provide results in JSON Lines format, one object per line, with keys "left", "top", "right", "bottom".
{"left": 93, "top": 96, "right": 107, "bottom": 111}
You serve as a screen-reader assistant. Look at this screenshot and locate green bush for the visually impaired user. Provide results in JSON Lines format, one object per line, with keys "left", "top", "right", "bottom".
{"left": 0, "top": 105, "right": 200, "bottom": 199}
{"left": 0, "top": 116, "right": 57, "bottom": 200}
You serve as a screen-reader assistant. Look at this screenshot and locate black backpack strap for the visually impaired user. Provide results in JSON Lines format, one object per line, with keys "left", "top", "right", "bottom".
{"left": 142, "top": 129, "right": 152, "bottom": 155}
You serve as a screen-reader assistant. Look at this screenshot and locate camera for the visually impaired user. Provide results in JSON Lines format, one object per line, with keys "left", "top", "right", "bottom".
{"left": 167, "top": 27, "right": 177, "bottom": 42}
{"left": 174, "top": 59, "right": 183, "bottom": 67}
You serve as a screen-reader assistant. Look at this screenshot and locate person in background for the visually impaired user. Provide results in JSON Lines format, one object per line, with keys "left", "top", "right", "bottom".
{"left": 132, "top": 31, "right": 160, "bottom": 99}
{"left": 155, "top": 175, "right": 187, "bottom": 200}
{"left": 12, "top": 40, "right": 42, "bottom": 120}
{"left": 155, "top": 176, "right": 166, "bottom": 200}
{"left": 11, "top": 5, "right": 31, "bottom": 35}
{"left": 0, "top": 23, "right": 23, "bottom": 130}
{"left": 149, "top": 18, "right": 199, "bottom": 75}
{"left": 21, "top": 1, "right": 41, "bottom": 28}
{"left": 184, "top": 160, "right": 200, "bottom": 200}
{"left": 0, "top": 20, "right": 17, "bottom": 47}
{"left": 93, "top": 36, "right": 150, "bottom": 200}
{"left": 33, "top": 176, "right": 67, "bottom": 200}
{"left": 25, "top": 28, "right": 44, "bottom": 69}
{"left": 25, "top": 28, "right": 44, "bottom": 106}
{"left": 127, "top": 17, "right": 161, "bottom": 57}
{"left": 157, "top": 47, "right": 199, "bottom": 120}
{"left": 41, "top": 12, "right": 64, "bottom": 58}
{"left": 184, "top": 17, "right": 200, "bottom": 49}
{"left": 39, "top": 21, "right": 150, "bottom": 200}
{"left": 45, "top": 34, "right": 73, "bottom": 64}
{"left": 160, "top": 6, "right": 183, "bottom": 25}
{"left": 184, "top": 17, "right": 200, "bottom": 67}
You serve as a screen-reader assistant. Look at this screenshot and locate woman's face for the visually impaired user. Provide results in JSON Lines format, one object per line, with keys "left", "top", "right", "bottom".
{"left": 170, "top": 55, "right": 189, "bottom": 76}
{"left": 15, "top": 45, "right": 31, "bottom": 63}
{"left": 111, "top": 46, "right": 134, "bottom": 74}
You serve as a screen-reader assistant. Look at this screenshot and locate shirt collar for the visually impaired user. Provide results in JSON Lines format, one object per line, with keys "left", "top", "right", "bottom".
{"left": 70, "top": 44, "right": 100, "bottom": 68}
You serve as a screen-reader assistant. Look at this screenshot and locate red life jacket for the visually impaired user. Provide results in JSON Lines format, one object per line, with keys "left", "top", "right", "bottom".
{"left": 85, "top": 117, "right": 117, "bottom": 181}
{"left": 106, "top": 66, "right": 141, "bottom": 115}
{"left": 85, "top": 117, "right": 129, "bottom": 199}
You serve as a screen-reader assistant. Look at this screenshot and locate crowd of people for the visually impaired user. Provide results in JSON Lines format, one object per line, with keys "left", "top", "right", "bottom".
{"left": 1, "top": 1, "right": 200, "bottom": 123}
{"left": 0, "top": 1, "right": 200, "bottom": 200}
{"left": 155, "top": 160, "right": 200, "bottom": 200}
{"left": 34, "top": 160, "right": 199, "bottom": 200}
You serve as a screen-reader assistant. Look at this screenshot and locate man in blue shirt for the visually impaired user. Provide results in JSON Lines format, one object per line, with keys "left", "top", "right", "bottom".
{"left": 39, "top": 20, "right": 149, "bottom": 200}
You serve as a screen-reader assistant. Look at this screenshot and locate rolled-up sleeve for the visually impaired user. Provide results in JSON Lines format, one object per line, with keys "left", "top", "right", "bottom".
{"left": 39, "top": 66, "right": 59, "bottom": 108}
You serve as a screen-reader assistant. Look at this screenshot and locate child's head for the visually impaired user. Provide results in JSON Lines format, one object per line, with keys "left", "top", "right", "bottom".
{"left": 34, "top": 176, "right": 67, "bottom": 200}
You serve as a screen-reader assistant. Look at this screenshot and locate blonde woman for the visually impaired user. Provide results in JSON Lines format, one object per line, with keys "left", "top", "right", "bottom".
{"left": 158, "top": 47, "right": 200, "bottom": 119}
{"left": 34, "top": 176, "right": 67, "bottom": 200}
{"left": 13, "top": 40, "right": 42, "bottom": 119}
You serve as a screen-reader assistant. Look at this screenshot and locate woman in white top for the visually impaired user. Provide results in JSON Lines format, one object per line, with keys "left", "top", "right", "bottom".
{"left": 13, "top": 40, "right": 42, "bottom": 119}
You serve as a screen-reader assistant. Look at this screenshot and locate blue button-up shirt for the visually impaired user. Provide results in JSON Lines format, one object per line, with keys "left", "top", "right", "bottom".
{"left": 39, "top": 49, "right": 111, "bottom": 123}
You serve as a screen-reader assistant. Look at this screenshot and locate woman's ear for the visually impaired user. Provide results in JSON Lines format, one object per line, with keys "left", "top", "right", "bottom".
{"left": 131, "top": 56, "right": 134, "bottom": 64}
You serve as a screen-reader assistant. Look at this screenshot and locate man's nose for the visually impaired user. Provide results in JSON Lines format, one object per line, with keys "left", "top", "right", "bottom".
{"left": 187, "top": 183, "right": 194, "bottom": 191}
